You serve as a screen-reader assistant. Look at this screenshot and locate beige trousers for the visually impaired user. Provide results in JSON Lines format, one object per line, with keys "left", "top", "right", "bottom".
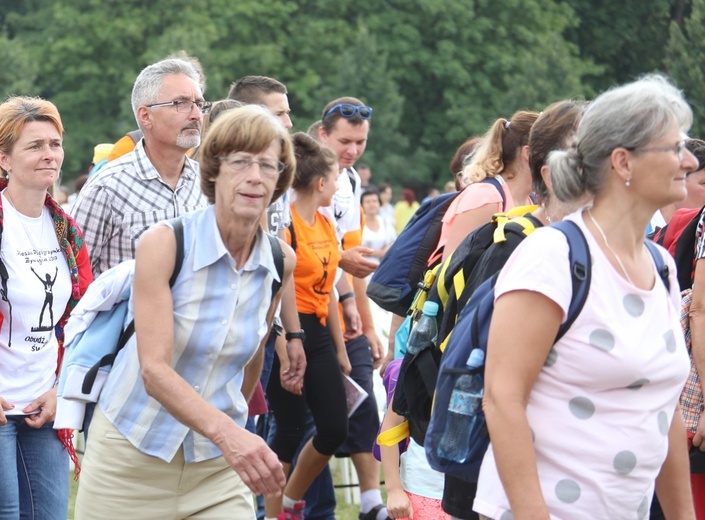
{"left": 74, "top": 408, "right": 254, "bottom": 519}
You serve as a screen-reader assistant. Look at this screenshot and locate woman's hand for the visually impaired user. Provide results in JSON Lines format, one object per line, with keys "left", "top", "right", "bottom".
{"left": 23, "top": 386, "right": 57, "bottom": 428}
{"left": 0, "top": 396, "right": 14, "bottom": 426}
{"left": 338, "top": 349, "right": 352, "bottom": 376}
{"left": 693, "top": 413, "right": 705, "bottom": 451}
{"left": 386, "top": 488, "right": 412, "bottom": 519}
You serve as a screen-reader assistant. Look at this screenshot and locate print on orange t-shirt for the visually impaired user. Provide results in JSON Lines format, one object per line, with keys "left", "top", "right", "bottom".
{"left": 286, "top": 207, "right": 341, "bottom": 323}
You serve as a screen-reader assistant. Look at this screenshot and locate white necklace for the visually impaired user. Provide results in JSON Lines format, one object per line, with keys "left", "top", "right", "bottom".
{"left": 587, "top": 208, "right": 634, "bottom": 286}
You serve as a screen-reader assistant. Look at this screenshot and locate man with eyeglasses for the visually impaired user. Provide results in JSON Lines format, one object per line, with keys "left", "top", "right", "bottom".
{"left": 73, "top": 58, "right": 209, "bottom": 278}
{"left": 312, "top": 97, "right": 389, "bottom": 520}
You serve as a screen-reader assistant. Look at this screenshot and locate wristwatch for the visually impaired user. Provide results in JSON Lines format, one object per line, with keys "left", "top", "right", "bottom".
{"left": 285, "top": 330, "right": 306, "bottom": 342}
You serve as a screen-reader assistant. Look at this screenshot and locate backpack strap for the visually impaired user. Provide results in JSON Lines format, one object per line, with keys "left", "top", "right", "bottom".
{"left": 81, "top": 218, "right": 185, "bottom": 394}
{"left": 551, "top": 221, "right": 591, "bottom": 341}
{"left": 644, "top": 240, "right": 670, "bottom": 292}
{"left": 479, "top": 177, "right": 507, "bottom": 212}
{"left": 0, "top": 227, "right": 11, "bottom": 347}
{"left": 287, "top": 222, "right": 297, "bottom": 253}
{"left": 126, "top": 129, "right": 144, "bottom": 144}
{"left": 266, "top": 233, "right": 285, "bottom": 297}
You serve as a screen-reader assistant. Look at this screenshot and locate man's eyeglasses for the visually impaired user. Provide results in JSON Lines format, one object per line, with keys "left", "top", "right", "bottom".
{"left": 219, "top": 156, "right": 285, "bottom": 178}
{"left": 323, "top": 103, "right": 373, "bottom": 120}
{"left": 146, "top": 99, "right": 212, "bottom": 114}
{"left": 623, "top": 140, "right": 687, "bottom": 161}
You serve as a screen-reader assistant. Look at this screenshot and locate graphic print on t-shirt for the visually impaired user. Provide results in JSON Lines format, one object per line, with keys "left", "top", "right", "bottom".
{"left": 30, "top": 266, "right": 58, "bottom": 331}
{"left": 313, "top": 251, "right": 332, "bottom": 295}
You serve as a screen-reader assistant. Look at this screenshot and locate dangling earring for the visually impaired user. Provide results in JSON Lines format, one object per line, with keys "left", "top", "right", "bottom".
{"left": 626, "top": 178, "right": 631, "bottom": 187}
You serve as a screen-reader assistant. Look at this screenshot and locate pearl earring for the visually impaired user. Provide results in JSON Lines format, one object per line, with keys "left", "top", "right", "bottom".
{"left": 626, "top": 178, "right": 631, "bottom": 187}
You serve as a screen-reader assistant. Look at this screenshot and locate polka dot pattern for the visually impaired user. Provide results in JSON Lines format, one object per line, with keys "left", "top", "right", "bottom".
{"left": 589, "top": 329, "right": 615, "bottom": 352}
{"left": 626, "top": 378, "right": 650, "bottom": 390}
{"left": 664, "top": 330, "right": 676, "bottom": 353}
{"left": 544, "top": 347, "right": 557, "bottom": 367}
{"left": 623, "top": 294, "right": 645, "bottom": 317}
{"left": 555, "top": 479, "right": 581, "bottom": 503}
{"left": 500, "top": 511, "right": 515, "bottom": 520}
{"left": 658, "top": 411, "right": 669, "bottom": 436}
{"left": 569, "top": 397, "right": 595, "bottom": 419}
{"left": 613, "top": 450, "right": 637, "bottom": 475}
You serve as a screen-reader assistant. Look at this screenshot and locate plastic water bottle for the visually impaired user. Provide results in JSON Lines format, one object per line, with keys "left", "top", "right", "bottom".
{"left": 438, "top": 348, "right": 485, "bottom": 463}
{"left": 406, "top": 301, "right": 439, "bottom": 355}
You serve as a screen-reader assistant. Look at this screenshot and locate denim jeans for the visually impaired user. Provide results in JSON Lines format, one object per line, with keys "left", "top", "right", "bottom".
{"left": 0, "top": 417, "right": 69, "bottom": 520}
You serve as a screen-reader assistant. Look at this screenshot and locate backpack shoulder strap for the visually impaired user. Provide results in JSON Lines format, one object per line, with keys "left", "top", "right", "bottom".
{"left": 266, "top": 233, "right": 285, "bottom": 297}
{"left": 644, "top": 240, "right": 670, "bottom": 292}
{"left": 287, "top": 222, "right": 297, "bottom": 253}
{"left": 168, "top": 217, "right": 185, "bottom": 287}
{"left": 480, "top": 177, "right": 507, "bottom": 211}
{"left": 551, "top": 220, "right": 591, "bottom": 342}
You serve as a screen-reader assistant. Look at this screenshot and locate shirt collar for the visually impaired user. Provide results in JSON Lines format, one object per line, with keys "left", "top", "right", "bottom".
{"left": 192, "top": 206, "right": 280, "bottom": 282}
{"left": 133, "top": 139, "right": 199, "bottom": 183}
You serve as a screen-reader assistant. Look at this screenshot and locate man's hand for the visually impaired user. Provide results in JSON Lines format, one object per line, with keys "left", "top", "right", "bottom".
{"left": 338, "top": 349, "right": 352, "bottom": 376}
{"left": 365, "top": 328, "right": 385, "bottom": 369}
{"left": 379, "top": 350, "right": 395, "bottom": 377}
{"left": 281, "top": 337, "right": 306, "bottom": 395}
{"left": 342, "top": 298, "right": 362, "bottom": 341}
{"left": 219, "top": 427, "right": 286, "bottom": 496}
{"left": 339, "top": 247, "right": 378, "bottom": 278}
{"left": 693, "top": 413, "right": 705, "bottom": 451}
{"left": 23, "top": 387, "right": 57, "bottom": 428}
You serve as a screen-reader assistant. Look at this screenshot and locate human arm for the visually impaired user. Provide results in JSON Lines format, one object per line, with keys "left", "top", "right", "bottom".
{"left": 688, "top": 258, "right": 705, "bottom": 449}
{"left": 352, "top": 275, "right": 384, "bottom": 368}
{"left": 278, "top": 229, "right": 306, "bottom": 391}
{"left": 654, "top": 408, "right": 696, "bottom": 519}
{"left": 336, "top": 274, "right": 362, "bottom": 340}
{"left": 441, "top": 203, "right": 498, "bottom": 261}
{"left": 23, "top": 387, "right": 58, "bottom": 428}
{"left": 482, "top": 290, "right": 561, "bottom": 519}
{"left": 134, "top": 225, "right": 285, "bottom": 496}
{"left": 327, "top": 292, "right": 351, "bottom": 375}
{"left": 379, "top": 405, "right": 412, "bottom": 520}
{"left": 339, "top": 246, "right": 378, "bottom": 278}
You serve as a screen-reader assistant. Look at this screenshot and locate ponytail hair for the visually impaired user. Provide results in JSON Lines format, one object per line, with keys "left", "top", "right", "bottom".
{"left": 291, "top": 132, "right": 337, "bottom": 191}
{"left": 547, "top": 147, "right": 593, "bottom": 202}
{"left": 464, "top": 110, "right": 539, "bottom": 183}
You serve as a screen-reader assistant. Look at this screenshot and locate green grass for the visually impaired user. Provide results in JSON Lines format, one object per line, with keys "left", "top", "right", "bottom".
{"left": 68, "top": 461, "right": 378, "bottom": 519}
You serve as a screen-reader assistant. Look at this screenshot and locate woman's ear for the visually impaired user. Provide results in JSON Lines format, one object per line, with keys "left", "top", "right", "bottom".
{"left": 521, "top": 144, "right": 530, "bottom": 162}
{"left": 610, "top": 147, "right": 633, "bottom": 183}
{"left": 315, "top": 175, "right": 326, "bottom": 193}
{"left": 540, "top": 164, "right": 552, "bottom": 192}
{"left": 0, "top": 150, "right": 10, "bottom": 174}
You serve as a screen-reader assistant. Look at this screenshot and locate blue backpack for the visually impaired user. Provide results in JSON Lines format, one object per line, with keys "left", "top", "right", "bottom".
{"left": 424, "top": 220, "right": 670, "bottom": 482}
{"left": 367, "top": 178, "right": 505, "bottom": 316}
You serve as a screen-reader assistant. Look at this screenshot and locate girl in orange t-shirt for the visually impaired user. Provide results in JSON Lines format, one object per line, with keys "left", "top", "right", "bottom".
{"left": 265, "top": 133, "right": 350, "bottom": 520}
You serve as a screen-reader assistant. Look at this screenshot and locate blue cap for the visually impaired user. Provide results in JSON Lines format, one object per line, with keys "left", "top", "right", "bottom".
{"left": 422, "top": 301, "right": 439, "bottom": 317}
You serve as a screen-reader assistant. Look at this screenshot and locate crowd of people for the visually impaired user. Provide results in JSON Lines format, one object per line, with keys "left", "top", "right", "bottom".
{"left": 1, "top": 51, "right": 705, "bottom": 520}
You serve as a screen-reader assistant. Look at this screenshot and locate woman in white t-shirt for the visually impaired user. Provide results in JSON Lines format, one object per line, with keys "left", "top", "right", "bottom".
{"left": 362, "top": 189, "right": 397, "bottom": 266}
{"left": 474, "top": 75, "right": 698, "bottom": 520}
{"left": 0, "top": 97, "right": 92, "bottom": 519}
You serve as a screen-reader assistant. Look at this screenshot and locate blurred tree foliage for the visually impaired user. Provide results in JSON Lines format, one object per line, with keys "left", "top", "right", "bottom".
{"left": 0, "top": 0, "right": 688, "bottom": 191}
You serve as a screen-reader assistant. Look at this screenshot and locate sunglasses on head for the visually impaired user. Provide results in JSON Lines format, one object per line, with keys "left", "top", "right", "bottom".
{"left": 323, "top": 103, "right": 373, "bottom": 120}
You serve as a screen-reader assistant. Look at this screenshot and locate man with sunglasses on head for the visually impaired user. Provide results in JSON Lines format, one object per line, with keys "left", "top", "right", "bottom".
{"left": 73, "top": 57, "right": 208, "bottom": 279}
{"left": 313, "top": 97, "right": 389, "bottom": 520}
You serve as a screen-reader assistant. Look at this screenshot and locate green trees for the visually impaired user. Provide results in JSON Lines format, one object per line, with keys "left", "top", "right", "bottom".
{"left": 0, "top": 0, "right": 696, "bottom": 187}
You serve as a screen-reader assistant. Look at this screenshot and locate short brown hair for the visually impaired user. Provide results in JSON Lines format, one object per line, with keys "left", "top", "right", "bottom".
{"left": 0, "top": 96, "right": 63, "bottom": 159}
{"left": 198, "top": 105, "right": 294, "bottom": 204}
{"left": 320, "top": 96, "right": 369, "bottom": 134}
{"left": 227, "top": 76, "right": 287, "bottom": 105}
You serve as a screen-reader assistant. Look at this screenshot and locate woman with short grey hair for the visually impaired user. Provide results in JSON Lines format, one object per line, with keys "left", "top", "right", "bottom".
{"left": 474, "top": 75, "right": 698, "bottom": 519}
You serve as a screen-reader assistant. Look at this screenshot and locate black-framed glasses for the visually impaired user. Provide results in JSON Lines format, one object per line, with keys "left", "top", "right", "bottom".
{"left": 323, "top": 103, "right": 373, "bottom": 120}
{"left": 218, "top": 155, "right": 285, "bottom": 178}
{"left": 146, "top": 99, "right": 212, "bottom": 114}
{"left": 623, "top": 140, "right": 687, "bottom": 161}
